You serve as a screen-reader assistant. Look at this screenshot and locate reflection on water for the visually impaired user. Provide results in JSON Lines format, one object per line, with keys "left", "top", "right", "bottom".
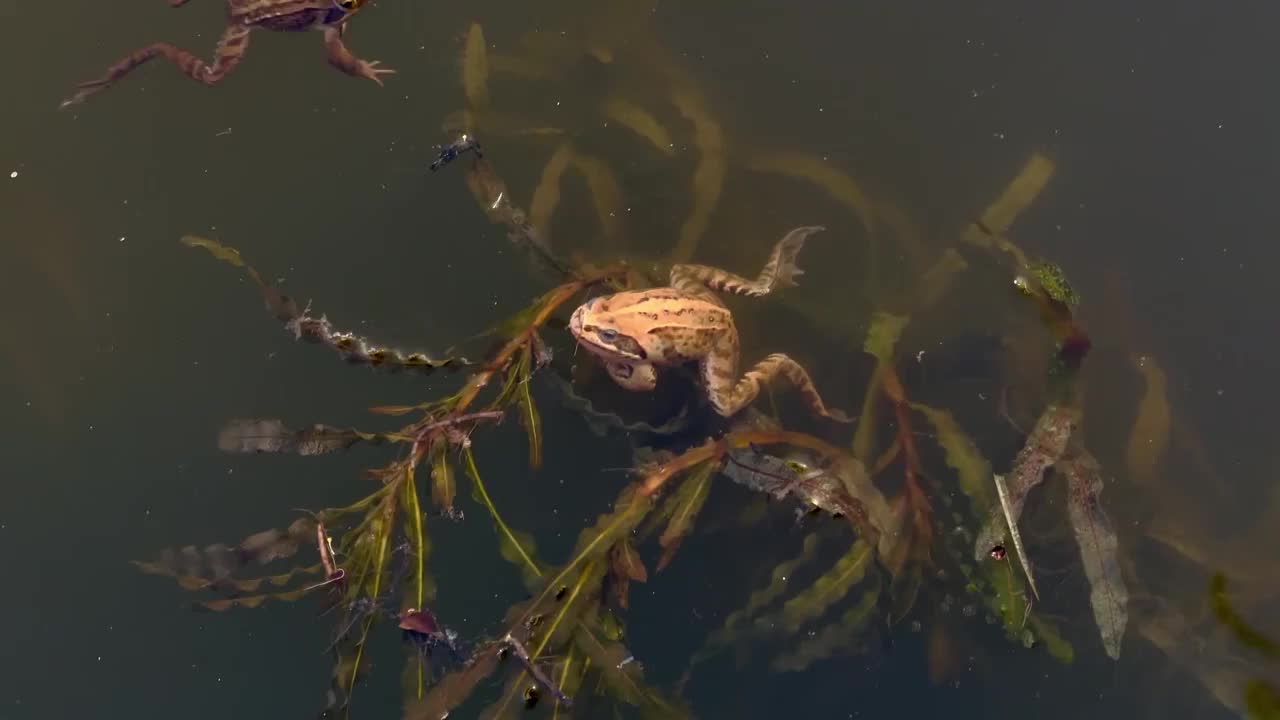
{"left": 3, "top": 0, "right": 1279, "bottom": 718}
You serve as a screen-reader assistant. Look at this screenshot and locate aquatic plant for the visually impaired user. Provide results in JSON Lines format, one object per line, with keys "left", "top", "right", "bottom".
{"left": 130, "top": 21, "right": 1169, "bottom": 715}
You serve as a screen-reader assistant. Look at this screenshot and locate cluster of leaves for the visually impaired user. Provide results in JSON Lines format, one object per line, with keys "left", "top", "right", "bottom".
{"left": 143, "top": 132, "right": 1158, "bottom": 720}
{"left": 159, "top": 230, "right": 643, "bottom": 715}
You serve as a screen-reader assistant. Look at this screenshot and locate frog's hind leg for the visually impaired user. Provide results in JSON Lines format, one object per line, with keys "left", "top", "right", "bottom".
{"left": 705, "top": 351, "right": 851, "bottom": 422}
{"left": 59, "top": 25, "right": 252, "bottom": 109}
{"left": 669, "top": 225, "right": 824, "bottom": 299}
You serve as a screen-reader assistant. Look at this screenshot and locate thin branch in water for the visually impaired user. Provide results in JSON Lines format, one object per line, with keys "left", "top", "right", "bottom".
{"left": 502, "top": 633, "right": 573, "bottom": 708}
{"left": 994, "top": 473, "right": 1039, "bottom": 601}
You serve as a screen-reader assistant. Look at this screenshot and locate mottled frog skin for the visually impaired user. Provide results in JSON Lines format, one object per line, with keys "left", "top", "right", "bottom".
{"left": 60, "top": 0, "right": 393, "bottom": 109}
{"left": 569, "top": 226, "right": 850, "bottom": 421}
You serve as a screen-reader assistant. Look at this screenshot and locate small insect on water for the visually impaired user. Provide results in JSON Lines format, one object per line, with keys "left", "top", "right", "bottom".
{"left": 429, "top": 133, "right": 483, "bottom": 171}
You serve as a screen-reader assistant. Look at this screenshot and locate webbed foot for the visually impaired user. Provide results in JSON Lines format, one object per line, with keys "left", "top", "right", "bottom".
{"left": 766, "top": 225, "right": 824, "bottom": 290}
{"left": 355, "top": 60, "right": 396, "bottom": 86}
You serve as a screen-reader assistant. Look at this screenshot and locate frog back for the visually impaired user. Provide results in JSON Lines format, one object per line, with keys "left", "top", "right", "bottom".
{"left": 230, "top": 0, "right": 343, "bottom": 30}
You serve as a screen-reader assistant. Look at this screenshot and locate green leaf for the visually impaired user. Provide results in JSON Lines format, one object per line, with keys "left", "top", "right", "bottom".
{"left": 656, "top": 461, "right": 715, "bottom": 571}
{"left": 430, "top": 441, "right": 457, "bottom": 515}
{"left": 463, "top": 446, "right": 542, "bottom": 585}
{"left": 516, "top": 349, "right": 543, "bottom": 469}
{"left": 181, "top": 235, "right": 245, "bottom": 267}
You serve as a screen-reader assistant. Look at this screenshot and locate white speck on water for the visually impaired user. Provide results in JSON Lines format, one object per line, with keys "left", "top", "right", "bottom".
{"left": 9, "top": 171, "right": 16, "bottom": 179}
{"left": 118, "top": 236, "right": 126, "bottom": 243}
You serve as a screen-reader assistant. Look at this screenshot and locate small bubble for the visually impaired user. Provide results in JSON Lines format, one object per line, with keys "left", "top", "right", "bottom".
{"left": 9, "top": 171, "right": 17, "bottom": 179}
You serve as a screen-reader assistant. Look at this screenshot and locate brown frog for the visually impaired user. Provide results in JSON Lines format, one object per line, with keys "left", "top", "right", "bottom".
{"left": 569, "top": 226, "right": 850, "bottom": 421}
{"left": 60, "top": 0, "right": 393, "bottom": 109}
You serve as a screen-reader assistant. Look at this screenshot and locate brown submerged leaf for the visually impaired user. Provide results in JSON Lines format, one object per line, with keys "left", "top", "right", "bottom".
{"left": 974, "top": 403, "right": 1078, "bottom": 559}
{"left": 136, "top": 519, "right": 315, "bottom": 591}
{"left": 656, "top": 461, "right": 716, "bottom": 571}
{"left": 1060, "top": 447, "right": 1127, "bottom": 659}
{"left": 196, "top": 587, "right": 310, "bottom": 612}
{"left": 218, "top": 418, "right": 391, "bottom": 455}
{"left": 606, "top": 539, "right": 648, "bottom": 609}
{"left": 403, "top": 642, "right": 504, "bottom": 720}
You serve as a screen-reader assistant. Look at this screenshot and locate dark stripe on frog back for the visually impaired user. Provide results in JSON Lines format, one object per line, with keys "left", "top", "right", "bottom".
{"left": 628, "top": 295, "right": 724, "bottom": 318}
{"left": 648, "top": 326, "right": 724, "bottom": 363}
{"left": 249, "top": 7, "right": 334, "bottom": 30}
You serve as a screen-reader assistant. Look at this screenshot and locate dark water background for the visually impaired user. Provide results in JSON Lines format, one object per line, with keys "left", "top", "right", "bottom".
{"left": 2, "top": 1, "right": 1278, "bottom": 718}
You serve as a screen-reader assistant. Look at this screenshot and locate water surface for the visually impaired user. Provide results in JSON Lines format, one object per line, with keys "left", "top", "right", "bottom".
{"left": 2, "top": 1, "right": 1277, "bottom": 718}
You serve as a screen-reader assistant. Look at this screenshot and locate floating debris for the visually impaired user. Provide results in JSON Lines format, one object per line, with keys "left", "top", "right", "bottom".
{"left": 429, "top": 133, "right": 483, "bottom": 171}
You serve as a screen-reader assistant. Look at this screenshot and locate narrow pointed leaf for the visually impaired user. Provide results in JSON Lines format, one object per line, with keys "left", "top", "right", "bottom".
{"left": 657, "top": 462, "right": 715, "bottom": 571}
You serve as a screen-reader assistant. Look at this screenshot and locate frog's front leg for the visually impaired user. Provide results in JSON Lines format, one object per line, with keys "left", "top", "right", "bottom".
{"left": 606, "top": 362, "right": 657, "bottom": 391}
{"left": 702, "top": 345, "right": 850, "bottom": 422}
{"left": 322, "top": 26, "right": 396, "bottom": 86}
{"left": 59, "top": 25, "right": 251, "bottom": 109}
{"left": 670, "top": 225, "right": 823, "bottom": 299}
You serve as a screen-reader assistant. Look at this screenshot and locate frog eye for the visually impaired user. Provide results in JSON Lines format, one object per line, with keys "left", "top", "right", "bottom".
{"left": 598, "top": 328, "right": 619, "bottom": 342}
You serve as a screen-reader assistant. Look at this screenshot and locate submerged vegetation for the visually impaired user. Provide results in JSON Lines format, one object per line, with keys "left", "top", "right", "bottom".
{"left": 128, "top": 11, "right": 1265, "bottom": 720}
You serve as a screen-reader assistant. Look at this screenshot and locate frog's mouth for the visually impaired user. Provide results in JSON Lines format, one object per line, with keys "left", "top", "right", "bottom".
{"left": 568, "top": 305, "right": 609, "bottom": 358}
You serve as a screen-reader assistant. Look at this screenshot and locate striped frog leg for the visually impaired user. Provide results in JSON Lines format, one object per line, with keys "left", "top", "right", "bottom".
{"left": 668, "top": 225, "right": 824, "bottom": 300}
{"left": 60, "top": 24, "right": 253, "bottom": 109}
{"left": 702, "top": 347, "right": 852, "bottom": 422}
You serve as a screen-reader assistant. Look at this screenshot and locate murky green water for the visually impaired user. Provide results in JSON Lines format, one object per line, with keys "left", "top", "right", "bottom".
{"left": 3, "top": 1, "right": 1278, "bottom": 718}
